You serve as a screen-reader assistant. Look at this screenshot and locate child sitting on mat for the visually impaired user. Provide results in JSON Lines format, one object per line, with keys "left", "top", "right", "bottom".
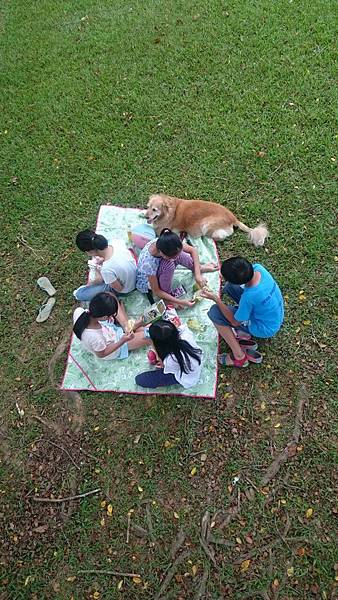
{"left": 136, "top": 228, "right": 218, "bottom": 308}
{"left": 73, "top": 229, "right": 137, "bottom": 302}
{"left": 202, "top": 256, "right": 284, "bottom": 368}
{"left": 135, "top": 319, "right": 202, "bottom": 389}
{"left": 73, "top": 292, "right": 150, "bottom": 360}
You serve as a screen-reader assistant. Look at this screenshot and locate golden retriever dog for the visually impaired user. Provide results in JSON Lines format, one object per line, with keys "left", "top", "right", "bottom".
{"left": 144, "top": 193, "right": 268, "bottom": 246}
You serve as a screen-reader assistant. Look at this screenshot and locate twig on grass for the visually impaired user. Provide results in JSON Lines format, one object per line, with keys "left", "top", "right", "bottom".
{"left": 17, "top": 235, "right": 45, "bottom": 260}
{"left": 78, "top": 569, "right": 140, "bottom": 578}
{"left": 126, "top": 512, "right": 131, "bottom": 544}
{"left": 79, "top": 447, "right": 99, "bottom": 462}
{"left": 194, "top": 566, "right": 209, "bottom": 600}
{"left": 33, "top": 488, "right": 100, "bottom": 503}
{"left": 154, "top": 549, "right": 191, "bottom": 600}
{"left": 146, "top": 502, "right": 155, "bottom": 543}
{"left": 170, "top": 528, "right": 186, "bottom": 559}
{"left": 44, "top": 439, "right": 80, "bottom": 470}
{"left": 199, "top": 536, "right": 216, "bottom": 566}
{"left": 261, "top": 385, "right": 306, "bottom": 486}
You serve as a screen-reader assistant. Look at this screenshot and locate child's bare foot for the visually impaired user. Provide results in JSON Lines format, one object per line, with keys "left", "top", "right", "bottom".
{"left": 201, "top": 262, "right": 219, "bottom": 273}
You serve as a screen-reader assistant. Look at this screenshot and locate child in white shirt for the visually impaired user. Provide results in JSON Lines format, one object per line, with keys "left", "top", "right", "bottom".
{"left": 73, "top": 292, "right": 149, "bottom": 360}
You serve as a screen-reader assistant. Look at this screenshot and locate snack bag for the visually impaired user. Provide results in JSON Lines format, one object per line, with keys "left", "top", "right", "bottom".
{"left": 163, "top": 305, "right": 181, "bottom": 328}
{"left": 142, "top": 300, "right": 166, "bottom": 324}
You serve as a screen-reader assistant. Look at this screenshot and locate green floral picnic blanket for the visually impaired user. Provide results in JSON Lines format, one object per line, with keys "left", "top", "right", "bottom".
{"left": 61, "top": 205, "right": 219, "bottom": 398}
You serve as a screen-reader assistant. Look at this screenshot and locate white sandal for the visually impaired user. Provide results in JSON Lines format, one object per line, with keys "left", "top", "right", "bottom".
{"left": 37, "top": 277, "right": 56, "bottom": 296}
{"left": 36, "top": 297, "right": 56, "bottom": 323}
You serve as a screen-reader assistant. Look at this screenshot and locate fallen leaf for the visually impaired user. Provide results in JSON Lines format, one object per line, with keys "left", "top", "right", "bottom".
{"left": 245, "top": 535, "right": 253, "bottom": 544}
{"left": 173, "top": 512, "right": 179, "bottom": 519}
{"left": 100, "top": 518, "right": 105, "bottom": 527}
{"left": 306, "top": 508, "right": 313, "bottom": 518}
{"left": 274, "top": 422, "right": 281, "bottom": 428}
{"left": 134, "top": 434, "right": 141, "bottom": 444}
{"left": 296, "top": 546, "right": 306, "bottom": 556}
{"left": 190, "top": 466, "right": 197, "bottom": 476}
{"left": 287, "top": 566, "right": 294, "bottom": 577}
{"left": 200, "top": 453, "right": 207, "bottom": 462}
{"left": 67, "top": 576, "right": 77, "bottom": 582}
{"left": 137, "top": 485, "right": 143, "bottom": 493}
{"left": 117, "top": 580, "right": 123, "bottom": 590}
{"left": 236, "top": 537, "right": 242, "bottom": 545}
{"left": 100, "top": 500, "right": 106, "bottom": 508}
{"left": 107, "top": 504, "right": 113, "bottom": 516}
{"left": 93, "top": 592, "right": 100, "bottom": 599}
{"left": 192, "top": 564, "right": 198, "bottom": 576}
{"left": 132, "top": 577, "right": 142, "bottom": 584}
{"left": 303, "top": 320, "right": 310, "bottom": 325}
{"left": 272, "top": 579, "right": 279, "bottom": 590}
{"left": 256, "top": 150, "right": 266, "bottom": 157}
{"left": 240, "top": 559, "right": 250, "bottom": 572}
{"left": 34, "top": 525, "right": 48, "bottom": 533}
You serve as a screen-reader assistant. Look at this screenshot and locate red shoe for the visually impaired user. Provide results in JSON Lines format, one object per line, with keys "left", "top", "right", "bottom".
{"left": 147, "top": 350, "right": 157, "bottom": 365}
{"left": 218, "top": 353, "right": 249, "bottom": 368}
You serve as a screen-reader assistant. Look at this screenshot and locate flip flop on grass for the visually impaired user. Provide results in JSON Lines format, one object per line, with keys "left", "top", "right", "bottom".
{"left": 36, "top": 297, "right": 56, "bottom": 323}
{"left": 37, "top": 276, "right": 56, "bottom": 296}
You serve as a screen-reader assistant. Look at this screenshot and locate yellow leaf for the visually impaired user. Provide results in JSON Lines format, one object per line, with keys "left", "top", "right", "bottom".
{"left": 173, "top": 512, "right": 179, "bottom": 519}
{"left": 192, "top": 564, "right": 198, "bottom": 576}
{"left": 117, "top": 580, "right": 123, "bottom": 590}
{"left": 100, "top": 500, "right": 106, "bottom": 508}
{"left": 274, "top": 422, "right": 281, "bottom": 428}
{"left": 236, "top": 537, "right": 242, "bottom": 545}
{"left": 93, "top": 593, "right": 100, "bottom": 599}
{"left": 190, "top": 466, "right": 197, "bottom": 476}
{"left": 137, "top": 485, "right": 143, "bottom": 492}
{"left": 164, "top": 440, "right": 172, "bottom": 448}
{"left": 260, "top": 401, "right": 266, "bottom": 410}
{"left": 287, "top": 567, "right": 294, "bottom": 577}
{"left": 107, "top": 504, "right": 113, "bottom": 516}
{"left": 100, "top": 518, "right": 105, "bottom": 527}
{"left": 306, "top": 508, "right": 313, "bottom": 518}
{"left": 132, "top": 577, "right": 142, "bottom": 585}
{"left": 303, "top": 320, "right": 310, "bottom": 325}
{"left": 94, "top": 426, "right": 100, "bottom": 431}
{"left": 240, "top": 559, "right": 250, "bottom": 572}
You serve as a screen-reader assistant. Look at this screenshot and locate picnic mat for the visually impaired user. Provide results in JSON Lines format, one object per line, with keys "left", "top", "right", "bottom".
{"left": 61, "top": 205, "right": 220, "bottom": 398}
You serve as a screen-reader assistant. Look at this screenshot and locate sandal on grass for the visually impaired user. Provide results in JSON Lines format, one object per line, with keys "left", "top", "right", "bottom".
{"left": 232, "top": 328, "right": 251, "bottom": 341}
{"left": 245, "top": 348, "right": 263, "bottom": 364}
{"left": 218, "top": 353, "right": 249, "bottom": 368}
{"left": 239, "top": 339, "right": 258, "bottom": 351}
{"left": 36, "top": 297, "right": 56, "bottom": 323}
{"left": 37, "top": 276, "right": 56, "bottom": 296}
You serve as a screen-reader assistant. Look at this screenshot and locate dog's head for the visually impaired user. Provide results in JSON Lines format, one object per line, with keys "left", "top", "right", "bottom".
{"left": 144, "top": 194, "right": 169, "bottom": 225}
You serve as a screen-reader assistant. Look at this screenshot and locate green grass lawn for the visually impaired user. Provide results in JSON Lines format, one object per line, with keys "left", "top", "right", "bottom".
{"left": 1, "top": 0, "right": 337, "bottom": 598}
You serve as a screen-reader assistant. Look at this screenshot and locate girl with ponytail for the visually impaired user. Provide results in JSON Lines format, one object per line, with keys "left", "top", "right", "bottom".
{"left": 73, "top": 292, "right": 150, "bottom": 360}
{"left": 135, "top": 319, "right": 202, "bottom": 389}
{"left": 136, "top": 228, "right": 218, "bottom": 308}
{"left": 73, "top": 229, "right": 137, "bottom": 302}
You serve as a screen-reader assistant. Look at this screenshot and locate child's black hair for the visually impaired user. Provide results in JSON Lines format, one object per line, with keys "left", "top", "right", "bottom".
{"left": 76, "top": 229, "right": 108, "bottom": 252}
{"left": 73, "top": 292, "right": 118, "bottom": 340}
{"left": 149, "top": 319, "right": 201, "bottom": 375}
{"left": 156, "top": 229, "right": 182, "bottom": 258}
{"left": 221, "top": 256, "right": 254, "bottom": 285}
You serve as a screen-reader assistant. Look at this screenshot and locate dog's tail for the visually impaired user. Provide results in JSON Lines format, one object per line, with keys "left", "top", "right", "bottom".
{"left": 236, "top": 221, "right": 269, "bottom": 247}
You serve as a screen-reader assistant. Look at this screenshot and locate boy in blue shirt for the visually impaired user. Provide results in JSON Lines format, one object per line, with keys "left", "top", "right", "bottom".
{"left": 202, "top": 256, "right": 284, "bottom": 368}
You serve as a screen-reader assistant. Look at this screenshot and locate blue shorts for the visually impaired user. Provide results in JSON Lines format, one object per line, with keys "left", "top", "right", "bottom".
{"left": 207, "top": 304, "right": 250, "bottom": 334}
